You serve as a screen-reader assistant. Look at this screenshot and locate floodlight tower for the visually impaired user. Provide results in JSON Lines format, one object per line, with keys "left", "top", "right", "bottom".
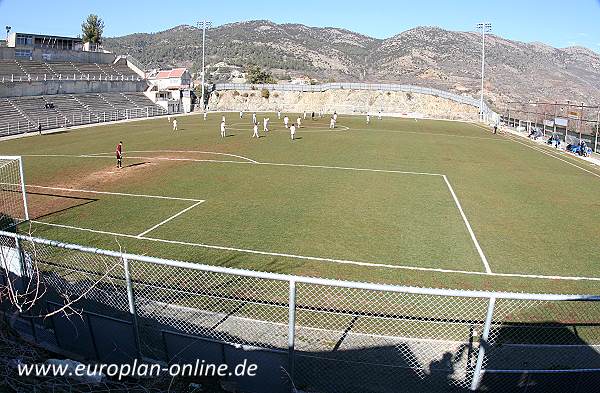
{"left": 5, "top": 26, "right": 11, "bottom": 40}
{"left": 476, "top": 22, "right": 492, "bottom": 122}
{"left": 196, "top": 20, "right": 212, "bottom": 109}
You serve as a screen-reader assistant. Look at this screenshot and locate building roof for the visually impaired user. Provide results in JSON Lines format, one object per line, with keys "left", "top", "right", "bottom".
{"left": 13, "top": 32, "right": 83, "bottom": 42}
{"left": 154, "top": 68, "right": 188, "bottom": 79}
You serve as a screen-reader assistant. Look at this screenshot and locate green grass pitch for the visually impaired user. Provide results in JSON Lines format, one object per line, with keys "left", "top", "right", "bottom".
{"left": 1, "top": 112, "right": 600, "bottom": 294}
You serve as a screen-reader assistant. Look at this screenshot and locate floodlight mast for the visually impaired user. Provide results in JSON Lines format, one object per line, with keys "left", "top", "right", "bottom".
{"left": 196, "top": 20, "right": 212, "bottom": 109}
{"left": 476, "top": 22, "right": 492, "bottom": 122}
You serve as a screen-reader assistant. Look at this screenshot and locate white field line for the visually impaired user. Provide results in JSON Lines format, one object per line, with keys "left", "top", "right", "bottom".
{"left": 442, "top": 176, "right": 491, "bottom": 274}
{"left": 472, "top": 124, "right": 600, "bottom": 180}
{"left": 91, "top": 150, "right": 260, "bottom": 164}
{"left": 137, "top": 200, "right": 205, "bottom": 237}
{"left": 30, "top": 220, "right": 600, "bottom": 282}
{"left": 22, "top": 153, "right": 445, "bottom": 176}
{"left": 507, "top": 135, "right": 600, "bottom": 180}
{"left": 348, "top": 127, "right": 509, "bottom": 141}
{"left": 23, "top": 152, "right": 488, "bottom": 273}
{"left": 24, "top": 184, "right": 204, "bottom": 202}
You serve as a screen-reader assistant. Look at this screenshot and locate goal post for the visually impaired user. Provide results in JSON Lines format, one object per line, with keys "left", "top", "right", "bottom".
{"left": 0, "top": 156, "right": 29, "bottom": 230}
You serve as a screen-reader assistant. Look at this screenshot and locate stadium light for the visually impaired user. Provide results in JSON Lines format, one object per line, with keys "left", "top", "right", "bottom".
{"left": 476, "top": 22, "right": 492, "bottom": 122}
{"left": 196, "top": 20, "right": 212, "bottom": 109}
{"left": 5, "top": 26, "right": 11, "bottom": 40}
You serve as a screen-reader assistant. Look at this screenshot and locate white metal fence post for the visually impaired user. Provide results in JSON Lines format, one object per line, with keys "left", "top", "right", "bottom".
{"left": 123, "top": 257, "right": 143, "bottom": 360}
{"left": 17, "top": 157, "right": 29, "bottom": 222}
{"left": 288, "top": 280, "right": 297, "bottom": 383}
{"left": 470, "top": 297, "right": 496, "bottom": 391}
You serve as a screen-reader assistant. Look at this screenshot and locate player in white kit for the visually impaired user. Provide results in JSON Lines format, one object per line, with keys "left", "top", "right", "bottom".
{"left": 290, "top": 123, "right": 296, "bottom": 140}
{"left": 263, "top": 117, "right": 269, "bottom": 133}
{"left": 329, "top": 117, "right": 336, "bottom": 129}
{"left": 297, "top": 116, "right": 302, "bottom": 128}
{"left": 220, "top": 120, "right": 226, "bottom": 138}
{"left": 284, "top": 116, "right": 289, "bottom": 128}
{"left": 252, "top": 122, "right": 259, "bottom": 138}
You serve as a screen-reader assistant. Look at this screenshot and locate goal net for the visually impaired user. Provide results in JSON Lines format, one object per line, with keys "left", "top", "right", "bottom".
{"left": 0, "top": 156, "right": 29, "bottom": 231}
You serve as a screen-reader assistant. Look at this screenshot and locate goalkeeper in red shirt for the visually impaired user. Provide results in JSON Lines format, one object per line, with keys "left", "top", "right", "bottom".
{"left": 116, "top": 141, "right": 123, "bottom": 169}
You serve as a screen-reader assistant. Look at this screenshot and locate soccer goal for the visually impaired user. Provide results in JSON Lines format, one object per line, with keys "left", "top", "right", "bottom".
{"left": 0, "top": 156, "right": 29, "bottom": 230}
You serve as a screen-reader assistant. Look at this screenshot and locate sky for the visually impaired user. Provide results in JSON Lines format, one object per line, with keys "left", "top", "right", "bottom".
{"left": 0, "top": 0, "right": 599, "bottom": 52}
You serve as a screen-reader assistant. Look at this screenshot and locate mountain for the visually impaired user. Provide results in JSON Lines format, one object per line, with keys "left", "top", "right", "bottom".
{"left": 103, "top": 20, "right": 600, "bottom": 108}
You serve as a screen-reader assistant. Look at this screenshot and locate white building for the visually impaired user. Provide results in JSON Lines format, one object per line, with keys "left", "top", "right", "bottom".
{"left": 146, "top": 68, "right": 193, "bottom": 113}
{"left": 147, "top": 68, "right": 192, "bottom": 91}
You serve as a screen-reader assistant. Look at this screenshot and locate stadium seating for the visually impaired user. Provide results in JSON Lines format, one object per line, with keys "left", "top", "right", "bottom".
{"left": 13, "top": 96, "right": 67, "bottom": 125}
{"left": 76, "top": 93, "right": 116, "bottom": 113}
{"left": 18, "top": 61, "right": 55, "bottom": 79}
{"left": 0, "top": 92, "right": 167, "bottom": 136}
{"left": 0, "top": 99, "right": 30, "bottom": 135}
{"left": 0, "top": 59, "right": 142, "bottom": 81}
{"left": 0, "top": 60, "right": 28, "bottom": 81}
{"left": 45, "top": 61, "right": 80, "bottom": 78}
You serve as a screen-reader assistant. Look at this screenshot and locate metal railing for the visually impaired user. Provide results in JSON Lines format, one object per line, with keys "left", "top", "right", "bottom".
{"left": 0, "top": 73, "right": 143, "bottom": 83}
{"left": 0, "top": 105, "right": 169, "bottom": 137}
{"left": 1, "top": 228, "right": 599, "bottom": 392}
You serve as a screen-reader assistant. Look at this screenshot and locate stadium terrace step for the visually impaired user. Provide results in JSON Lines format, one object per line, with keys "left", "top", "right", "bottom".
{"left": 0, "top": 93, "right": 168, "bottom": 137}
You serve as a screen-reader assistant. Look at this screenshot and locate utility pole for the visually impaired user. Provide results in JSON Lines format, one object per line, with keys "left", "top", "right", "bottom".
{"left": 196, "top": 20, "right": 212, "bottom": 109}
{"left": 476, "top": 22, "right": 492, "bottom": 122}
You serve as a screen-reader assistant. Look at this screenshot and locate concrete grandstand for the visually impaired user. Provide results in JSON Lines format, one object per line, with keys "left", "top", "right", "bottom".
{"left": 0, "top": 31, "right": 184, "bottom": 136}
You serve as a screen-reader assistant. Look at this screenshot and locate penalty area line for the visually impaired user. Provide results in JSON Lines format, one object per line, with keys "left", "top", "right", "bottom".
{"left": 136, "top": 200, "right": 205, "bottom": 237}
{"left": 442, "top": 175, "right": 491, "bottom": 274}
{"left": 29, "top": 220, "right": 600, "bottom": 282}
{"left": 24, "top": 184, "right": 205, "bottom": 202}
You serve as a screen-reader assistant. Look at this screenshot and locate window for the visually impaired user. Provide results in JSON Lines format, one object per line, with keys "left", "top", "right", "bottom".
{"left": 15, "top": 49, "right": 32, "bottom": 58}
{"left": 15, "top": 35, "right": 32, "bottom": 46}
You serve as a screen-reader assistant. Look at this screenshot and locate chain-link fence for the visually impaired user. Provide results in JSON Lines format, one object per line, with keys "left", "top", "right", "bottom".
{"left": 502, "top": 101, "right": 600, "bottom": 152}
{"left": 0, "top": 105, "right": 169, "bottom": 137}
{"left": 1, "top": 228, "right": 599, "bottom": 393}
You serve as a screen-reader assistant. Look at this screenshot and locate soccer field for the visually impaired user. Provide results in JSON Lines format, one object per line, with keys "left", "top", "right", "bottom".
{"left": 1, "top": 112, "right": 600, "bottom": 294}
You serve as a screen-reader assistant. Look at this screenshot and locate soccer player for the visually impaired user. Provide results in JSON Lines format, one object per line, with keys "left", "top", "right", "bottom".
{"left": 303, "top": 111, "right": 307, "bottom": 120}
{"left": 115, "top": 141, "right": 123, "bottom": 168}
{"left": 290, "top": 123, "right": 296, "bottom": 140}
{"left": 333, "top": 111, "right": 338, "bottom": 122}
{"left": 297, "top": 116, "right": 302, "bottom": 128}
{"left": 168, "top": 115, "right": 171, "bottom": 123}
{"left": 220, "top": 120, "right": 226, "bottom": 138}
{"left": 263, "top": 117, "right": 269, "bottom": 133}
{"left": 284, "top": 115, "right": 289, "bottom": 128}
{"left": 329, "top": 116, "right": 336, "bottom": 129}
{"left": 252, "top": 122, "right": 259, "bottom": 138}
{"left": 203, "top": 111, "right": 207, "bottom": 121}
{"left": 366, "top": 114, "right": 370, "bottom": 125}
{"left": 240, "top": 110, "right": 244, "bottom": 119}
{"left": 378, "top": 110, "right": 382, "bottom": 120}
{"left": 252, "top": 112, "right": 257, "bottom": 124}
{"left": 172, "top": 118, "right": 178, "bottom": 131}
{"left": 311, "top": 111, "right": 315, "bottom": 121}
{"left": 277, "top": 110, "right": 281, "bottom": 120}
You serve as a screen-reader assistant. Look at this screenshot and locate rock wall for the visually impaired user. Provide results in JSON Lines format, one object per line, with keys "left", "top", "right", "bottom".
{"left": 208, "top": 89, "right": 479, "bottom": 121}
